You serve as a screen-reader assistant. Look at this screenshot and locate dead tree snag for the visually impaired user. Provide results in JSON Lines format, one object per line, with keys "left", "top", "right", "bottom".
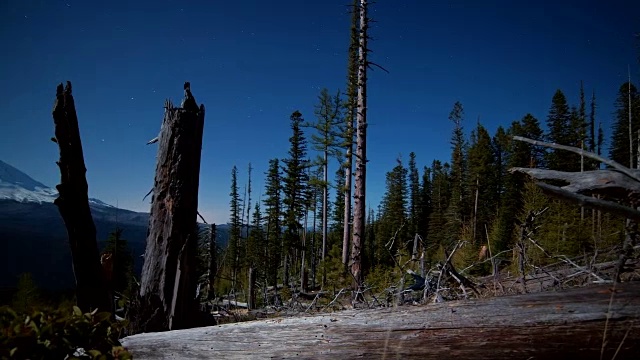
{"left": 351, "top": 0, "right": 368, "bottom": 291}
{"left": 51, "top": 81, "right": 112, "bottom": 314}
{"left": 136, "top": 82, "right": 205, "bottom": 332}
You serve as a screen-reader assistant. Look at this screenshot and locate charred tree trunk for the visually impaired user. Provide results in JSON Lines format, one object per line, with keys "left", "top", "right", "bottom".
{"left": 136, "top": 83, "right": 205, "bottom": 332}
{"left": 351, "top": 0, "right": 368, "bottom": 290}
{"left": 51, "top": 81, "right": 112, "bottom": 314}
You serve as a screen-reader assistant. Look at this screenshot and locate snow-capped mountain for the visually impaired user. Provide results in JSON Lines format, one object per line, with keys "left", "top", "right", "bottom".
{"left": 0, "top": 160, "right": 58, "bottom": 203}
{"left": 0, "top": 160, "right": 114, "bottom": 207}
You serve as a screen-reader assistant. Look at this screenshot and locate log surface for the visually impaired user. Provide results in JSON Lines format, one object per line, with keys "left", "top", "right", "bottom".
{"left": 123, "top": 282, "right": 640, "bottom": 359}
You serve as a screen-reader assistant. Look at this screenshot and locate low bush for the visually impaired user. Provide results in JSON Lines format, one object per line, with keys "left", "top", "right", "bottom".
{"left": 0, "top": 305, "right": 131, "bottom": 359}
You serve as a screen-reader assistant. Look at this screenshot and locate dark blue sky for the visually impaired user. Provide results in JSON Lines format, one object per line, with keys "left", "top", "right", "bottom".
{"left": 1, "top": 0, "right": 638, "bottom": 223}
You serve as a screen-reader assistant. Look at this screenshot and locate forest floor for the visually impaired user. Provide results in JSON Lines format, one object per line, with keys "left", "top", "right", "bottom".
{"left": 122, "top": 246, "right": 640, "bottom": 359}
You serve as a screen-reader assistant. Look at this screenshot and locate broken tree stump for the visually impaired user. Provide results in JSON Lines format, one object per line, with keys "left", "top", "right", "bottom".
{"left": 135, "top": 82, "right": 205, "bottom": 332}
{"left": 51, "top": 81, "right": 112, "bottom": 314}
{"left": 122, "top": 282, "right": 640, "bottom": 359}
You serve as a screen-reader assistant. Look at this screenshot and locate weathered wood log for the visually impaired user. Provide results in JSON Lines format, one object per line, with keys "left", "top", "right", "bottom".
{"left": 51, "top": 81, "right": 112, "bottom": 314}
{"left": 510, "top": 167, "right": 640, "bottom": 196}
{"left": 122, "top": 282, "right": 640, "bottom": 359}
{"left": 135, "top": 82, "right": 205, "bottom": 332}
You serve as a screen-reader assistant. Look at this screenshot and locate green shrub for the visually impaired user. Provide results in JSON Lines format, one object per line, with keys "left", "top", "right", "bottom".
{"left": 0, "top": 305, "right": 131, "bottom": 359}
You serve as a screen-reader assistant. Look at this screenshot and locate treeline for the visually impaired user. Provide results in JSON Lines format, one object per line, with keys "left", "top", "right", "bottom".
{"left": 201, "top": 80, "right": 639, "bottom": 301}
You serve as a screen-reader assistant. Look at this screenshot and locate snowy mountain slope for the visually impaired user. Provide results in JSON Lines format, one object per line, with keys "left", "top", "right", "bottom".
{"left": 0, "top": 159, "right": 113, "bottom": 207}
{"left": 0, "top": 160, "right": 58, "bottom": 203}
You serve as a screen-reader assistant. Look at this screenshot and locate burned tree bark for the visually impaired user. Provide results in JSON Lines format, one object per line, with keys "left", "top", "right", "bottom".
{"left": 51, "top": 81, "right": 112, "bottom": 314}
{"left": 351, "top": 0, "right": 368, "bottom": 290}
{"left": 136, "top": 83, "right": 205, "bottom": 332}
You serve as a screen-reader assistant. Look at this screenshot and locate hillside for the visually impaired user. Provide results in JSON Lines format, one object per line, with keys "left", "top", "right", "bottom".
{"left": 0, "top": 160, "right": 228, "bottom": 291}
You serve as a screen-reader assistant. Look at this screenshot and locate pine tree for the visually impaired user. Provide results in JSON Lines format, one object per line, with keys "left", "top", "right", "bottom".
{"left": 331, "top": 167, "right": 346, "bottom": 234}
{"left": 588, "top": 90, "right": 597, "bottom": 154}
{"left": 446, "top": 101, "right": 467, "bottom": 244}
{"left": 307, "top": 88, "right": 342, "bottom": 266}
{"left": 467, "top": 122, "right": 497, "bottom": 244}
{"left": 417, "top": 166, "right": 432, "bottom": 241}
{"left": 375, "top": 158, "right": 408, "bottom": 265}
{"left": 246, "top": 202, "right": 264, "bottom": 278}
{"left": 492, "top": 115, "right": 544, "bottom": 252}
{"left": 427, "top": 161, "right": 450, "bottom": 261}
{"left": 263, "top": 159, "right": 282, "bottom": 289}
{"left": 228, "top": 166, "right": 242, "bottom": 288}
{"left": 102, "top": 228, "right": 134, "bottom": 295}
{"left": 545, "top": 89, "right": 577, "bottom": 170}
{"left": 408, "top": 152, "right": 420, "bottom": 237}
{"left": 282, "top": 110, "right": 309, "bottom": 288}
{"left": 609, "top": 82, "right": 639, "bottom": 168}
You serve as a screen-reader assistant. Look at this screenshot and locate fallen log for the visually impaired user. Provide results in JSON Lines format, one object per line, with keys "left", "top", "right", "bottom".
{"left": 122, "top": 282, "right": 640, "bottom": 359}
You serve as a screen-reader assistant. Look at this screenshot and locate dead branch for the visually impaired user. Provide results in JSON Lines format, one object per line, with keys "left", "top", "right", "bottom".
{"left": 509, "top": 167, "right": 640, "bottom": 196}
{"left": 533, "top": 182, "right": 640, "bottom": 220}
{"left": 512, "top": 136, "right": 640, "bottom": 182}
{"left": 323, "top": 288, "right": 347, "bottom": 310}
{"left": 525, "top": 233, "right": 607, "bottom": 283}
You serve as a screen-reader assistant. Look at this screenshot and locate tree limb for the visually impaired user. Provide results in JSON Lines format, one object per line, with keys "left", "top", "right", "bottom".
{"left": 509, "top": 167, "right": 640, "bottom": 196}
{"left": 512, "top": 136, "right": 640, "bottom": 183}
{"left": 533, "top": 182, "right": 640, "bottom": 220}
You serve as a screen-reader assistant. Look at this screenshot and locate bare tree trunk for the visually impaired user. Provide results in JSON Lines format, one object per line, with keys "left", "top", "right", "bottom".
{"left": 351, "top": 0, "right": 368, "bottom": 290}
{"left": 51, "top": 81, "right": 112, "bottom": 314}
{"left": 136, "top": 83, "right": 205, "bottom": 332}
{"left": 322, "top": 151, "right": 328, "bottom": 263}
{"left": 342, "top": 154, "right": 352, "bottom": 267}
{"left": 629, "top": 67, "right": 633, "bottom": 169}
{"left": 208, "top": 224, "right": 217, "bottom": 300}
{"left": 300, "top": 205, "right": 308, "bottom": 292}
{"left": 311, "top": 193, "right": 318, "bottom": 288}
{"left": 248, "top": 268, "right": 255, "bottom": 310}
{"left": 473, "top": 176, "right": 479, "bottom": 244}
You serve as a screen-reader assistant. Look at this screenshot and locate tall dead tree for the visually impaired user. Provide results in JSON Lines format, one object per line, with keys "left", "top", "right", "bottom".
{"left": 136, "top": 82, "right": 205, "bottom": 332}
{"left": 342, "top": 0, "right": 359, "bottom": 268}
{"left": 51, "top": 81, "right": 112, "bottom": 314}
{"left": 351, "top": 0, "right": 368, "bottom": 289}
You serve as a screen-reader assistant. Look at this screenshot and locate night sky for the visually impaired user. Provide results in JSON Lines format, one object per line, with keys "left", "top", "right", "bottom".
{"left": 1, "top": 0, "right": 638, "bottom": 224}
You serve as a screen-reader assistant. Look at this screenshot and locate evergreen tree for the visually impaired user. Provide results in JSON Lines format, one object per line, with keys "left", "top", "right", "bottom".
{"left": 491, "top": 126, "right": 509, "bottom": 198}
{"left": 228, "top": 166, "right": 242, "bottom": 287}
{"left": 417, "top": 166, "right": 432, "bottom": 241}
{"left": 307, "top": 88, "right": 342, "bottom": 266}
{"left": 609, "top": 82, "right": 640, "bottom": 168}
{"left": 375, "top": 158, "right": 408, "bottom": 265}
{"left": 263, "top": 159, "right": 282, "bottom": 289}
{"left": 408, "top": 152, "right": 420, "bottom": 237}
{"left": 467, "top": 122, "right": 497, "bottom": 244}
{"left": 282, "top": 110, "right": 309, "bottom": 287}
{"left": 446, "top": 101, "right": 467, "bottom": 243}
{"left": 492, "top": 115, "right": 543, "bottom": 252}
{"left": 545, "top": 89, "right": 579, "bottom": 170}
{"left": 331, "top": 167, "right": 346, "bottom": 234}
{"left": 427, "top": 160, "right": 450, "bottom": 259}
{"left": 102, "top": 228, "right": 134, "bottom": 295}
{"left": 246, "top": 202, "right": 264, "bottom": 276}
{"left": 588, "top": 90, "right": 597, "bottom": 154}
